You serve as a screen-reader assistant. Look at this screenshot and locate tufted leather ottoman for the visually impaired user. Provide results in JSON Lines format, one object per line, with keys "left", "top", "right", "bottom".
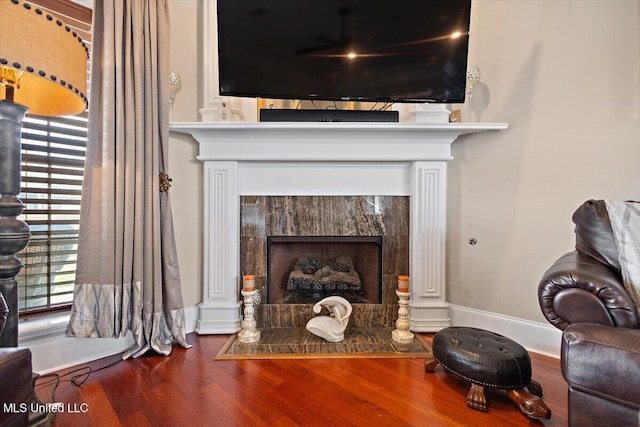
{"left": 425, "top": 327, "right": 551, "bottom": 420}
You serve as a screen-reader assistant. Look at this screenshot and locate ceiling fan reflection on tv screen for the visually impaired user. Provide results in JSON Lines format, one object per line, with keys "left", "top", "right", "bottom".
{"left": 296, "top": 7, "right": 359, "bottom": 56}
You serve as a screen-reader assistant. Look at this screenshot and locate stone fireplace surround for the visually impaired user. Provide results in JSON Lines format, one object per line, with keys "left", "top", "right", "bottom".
{"left": 241, "top": 195, "right": 408, "bottom": 328}
{"left": 170, "top": 122, "right": 507, "bottom": 333}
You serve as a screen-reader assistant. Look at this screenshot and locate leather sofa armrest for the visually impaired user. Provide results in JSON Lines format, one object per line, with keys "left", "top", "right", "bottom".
{"left": 0, "top": 347, "right": 34, "bottom": 426}
{"left": 562, "top": 323, "right": 640, "bottom": 408}
{"left": 538, "top": 251, "right": 639, "bottom": 330}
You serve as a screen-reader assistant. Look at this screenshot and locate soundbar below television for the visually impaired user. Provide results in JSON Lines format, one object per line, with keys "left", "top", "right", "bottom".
{"left": 216, "top": 0, "right": 472, "bottom": 105}
{"left": 260, "top": 108, "right": 399, "bottom": 123}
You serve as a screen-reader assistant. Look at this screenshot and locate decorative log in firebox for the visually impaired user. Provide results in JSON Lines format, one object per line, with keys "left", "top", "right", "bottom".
{"left": 267, "top": 235, "right": 382, "bottom": 305}
{"left": 287, "top": 256, "right": 362, "bottom": 292}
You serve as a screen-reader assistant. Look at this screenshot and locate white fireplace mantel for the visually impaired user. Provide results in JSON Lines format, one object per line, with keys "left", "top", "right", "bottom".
{"left": 171, "top": 122, "right": 508, "bottom": 162}
{"left": 170, "top": 121, "right": 508, "bottom": 333}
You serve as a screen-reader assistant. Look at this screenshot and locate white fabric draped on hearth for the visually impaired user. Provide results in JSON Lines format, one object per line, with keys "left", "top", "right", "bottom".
{"left": 605, "top": 200, "right": 640, "bottom": 312}
{"left": 67, "top": 0, "right": 190, "bottom": 358}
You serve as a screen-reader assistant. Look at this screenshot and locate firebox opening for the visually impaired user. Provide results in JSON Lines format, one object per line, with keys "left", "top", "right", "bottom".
{"left": 267, "top": 236, "right": 383, "bottom": 304}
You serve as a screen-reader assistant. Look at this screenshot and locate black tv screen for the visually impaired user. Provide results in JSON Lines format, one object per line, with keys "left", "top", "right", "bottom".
{"left": 217, "top": 0, "right": 472, "bottom": 104}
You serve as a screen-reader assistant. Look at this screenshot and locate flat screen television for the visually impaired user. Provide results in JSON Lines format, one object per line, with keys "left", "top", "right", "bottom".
{"left": 216, "top": 0, "right": 472, "bottom": 105}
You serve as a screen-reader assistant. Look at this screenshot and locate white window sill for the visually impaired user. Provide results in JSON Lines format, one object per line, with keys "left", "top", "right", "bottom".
{"left": 17, "top": 312, "right": 135, "bottom": 374}
{"left": 19, "top": 312, "right": 71, "bottom": 345}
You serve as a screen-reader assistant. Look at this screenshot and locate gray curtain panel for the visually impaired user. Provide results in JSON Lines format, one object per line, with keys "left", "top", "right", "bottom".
{"left": 67, "top": 0, "right": 190, "bottom": 358}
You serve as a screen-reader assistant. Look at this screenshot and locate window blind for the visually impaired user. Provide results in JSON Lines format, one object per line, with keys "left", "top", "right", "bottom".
{"left": 18, "top": 115, "right": 88, "bottom": 313}
{"left": 17, "top": 0, "right": 91, "bottom": 315}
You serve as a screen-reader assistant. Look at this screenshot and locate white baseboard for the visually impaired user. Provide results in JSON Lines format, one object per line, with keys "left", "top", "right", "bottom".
{"left": 184, "top": 304, "right": 199, "bottom": 333}
{"left": 449, "top": 304, "right": 562, "bottom": 358}
{"left": 21, "top": 305, "right": 199, "bottom": 374}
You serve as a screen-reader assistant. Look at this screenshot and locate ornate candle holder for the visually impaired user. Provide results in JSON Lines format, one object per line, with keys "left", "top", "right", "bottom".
{"left": 465, "top": 66, "right": 481, "bottom": 122}
{"left": 392, "top": 289, "right": 414, "bottom": 344}
{"left": 169, "top": 72, "right": 182, "bottom": 120}
{"left": 238, "top": 289, "right": 261, "bottom": 343}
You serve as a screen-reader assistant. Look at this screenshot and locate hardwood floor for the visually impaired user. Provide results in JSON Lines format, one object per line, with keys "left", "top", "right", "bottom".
{"left": 40, "top": 333, "right": 568, "bottom": 427}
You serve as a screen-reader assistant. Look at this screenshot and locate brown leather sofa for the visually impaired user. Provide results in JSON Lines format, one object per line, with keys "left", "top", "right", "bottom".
{"left": 0, "top": 292, "right": 36, "bottom": 427}
{"left": 538, "top": 199, "right": 640, "bottom": 426}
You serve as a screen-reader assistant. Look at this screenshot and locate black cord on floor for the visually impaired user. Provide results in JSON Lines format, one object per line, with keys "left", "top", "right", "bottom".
{"left": 33, "top": 357, "right": 124, "bottom": 404}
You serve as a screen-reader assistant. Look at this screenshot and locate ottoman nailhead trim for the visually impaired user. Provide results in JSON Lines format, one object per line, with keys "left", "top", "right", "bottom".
{"left": 435, "top": 356, "right": 529, "bottom": 390}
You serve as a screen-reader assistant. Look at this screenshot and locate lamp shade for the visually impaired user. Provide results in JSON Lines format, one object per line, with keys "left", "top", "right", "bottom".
{"left": 0, "top": 0, "right": 88, "bottom": 116}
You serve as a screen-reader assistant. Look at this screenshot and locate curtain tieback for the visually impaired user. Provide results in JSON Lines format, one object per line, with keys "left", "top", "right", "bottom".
{"left": 159, "top": 172, "right": 173, "bottom": 192}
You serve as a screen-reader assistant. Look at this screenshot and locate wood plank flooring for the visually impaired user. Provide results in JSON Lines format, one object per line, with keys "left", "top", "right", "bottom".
{"left": 40, "top": 333, "right": 568, "bottom": 427}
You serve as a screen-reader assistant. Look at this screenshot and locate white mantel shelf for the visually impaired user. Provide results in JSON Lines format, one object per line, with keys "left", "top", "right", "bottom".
{"left": 170, "top": 122, "right": 509, "bottom": 162}
{"left": 169, "top": 121, "right": 508, "bottom": 334}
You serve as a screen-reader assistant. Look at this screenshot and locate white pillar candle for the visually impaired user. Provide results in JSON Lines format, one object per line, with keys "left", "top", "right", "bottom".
{"left": 243, "top": 275, "right": 256, "bottom": 291}
{"left": 398, "top": 275, "right": 410, "bottom": 292}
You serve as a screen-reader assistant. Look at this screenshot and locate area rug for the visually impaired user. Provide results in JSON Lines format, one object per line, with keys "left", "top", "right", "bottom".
{"left": 215, "top": 327, "right": 431, "bottom": 360}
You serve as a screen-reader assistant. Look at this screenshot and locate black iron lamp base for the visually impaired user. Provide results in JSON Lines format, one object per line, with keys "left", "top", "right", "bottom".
{"left": 0, "top": 100, "right": 30, "bottom": 347}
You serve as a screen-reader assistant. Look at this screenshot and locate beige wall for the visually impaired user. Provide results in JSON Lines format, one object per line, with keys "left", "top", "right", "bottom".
{"left": 449, "top": 0, "right": 640, "bottom": 322}
{"left": 168, "top": 1, "right": 640, "bottom": 321}
{"left": 168, "top": 0, "right": 201, "bottom": 306}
